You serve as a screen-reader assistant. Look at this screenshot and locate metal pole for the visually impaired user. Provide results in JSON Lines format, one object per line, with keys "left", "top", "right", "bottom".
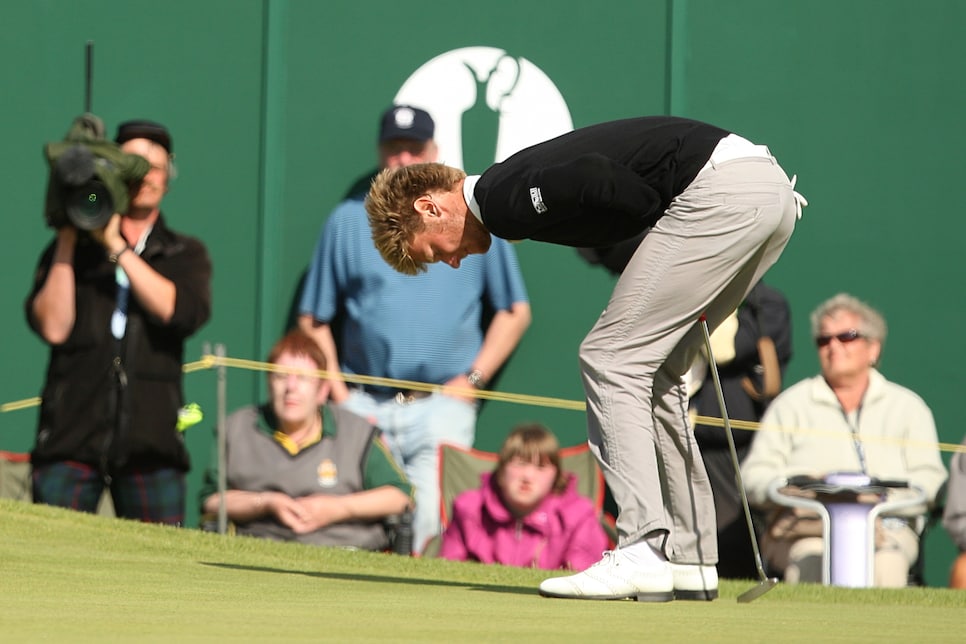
{"left": 700, "top": 315, "right": 778, "bottom": 602}
{"left": 84, "top": 41, "right": 93, "bottom": 113}
{"left": 215, "top": 343, "right": 228, "bottom": 535}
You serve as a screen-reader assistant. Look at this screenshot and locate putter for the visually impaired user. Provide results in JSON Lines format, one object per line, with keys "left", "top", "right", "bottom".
{"left": 700, "top": 315, "right": 779, "bottom": 603}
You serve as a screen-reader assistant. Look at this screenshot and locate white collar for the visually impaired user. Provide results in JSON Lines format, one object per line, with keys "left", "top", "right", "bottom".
{"left": 463, "top": 175, "right": 483, "bottom": 223}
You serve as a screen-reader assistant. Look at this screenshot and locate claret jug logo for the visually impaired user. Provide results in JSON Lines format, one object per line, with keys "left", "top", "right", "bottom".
{"left": 393, "top": 46, "right": 573, "bottom": 174}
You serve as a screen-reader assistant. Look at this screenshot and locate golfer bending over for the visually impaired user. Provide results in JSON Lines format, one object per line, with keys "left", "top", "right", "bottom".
{"left": 365, "top": 116, "right": 806, "bottom": 602}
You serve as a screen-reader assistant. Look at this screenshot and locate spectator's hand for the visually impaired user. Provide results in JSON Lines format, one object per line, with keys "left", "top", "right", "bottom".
{"left": 442, "top": 373, "right": 479, "bottom": 404}
{"left": 292, "top": 495, "right": 349, "bottom": 533}
{"left": 89, "top": 213, "right": 125, "bottom": 254}
{"left": 328, "top": 377, "right": 350, "bottom": 404}
{"left": 266, "top": 492, "right": 313, "bottom": 532}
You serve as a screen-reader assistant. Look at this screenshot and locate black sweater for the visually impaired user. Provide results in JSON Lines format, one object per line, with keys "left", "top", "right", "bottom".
{"left": 26, "top": 215, "right": 211, "bottom": 474}
{"left": 474, "top": 116, "right": 728, "bottom": 247}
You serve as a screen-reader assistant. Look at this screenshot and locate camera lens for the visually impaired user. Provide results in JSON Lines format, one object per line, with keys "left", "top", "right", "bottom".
{"left": 65, "top": 179, "right": 114, "bottom": 230}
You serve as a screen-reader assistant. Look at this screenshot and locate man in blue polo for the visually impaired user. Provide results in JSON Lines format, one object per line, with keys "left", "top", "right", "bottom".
{"left": 298, "top": 105, "right": 531, "bottom": 553}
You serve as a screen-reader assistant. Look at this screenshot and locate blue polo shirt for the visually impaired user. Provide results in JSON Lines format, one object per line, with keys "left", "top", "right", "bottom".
{"left": 299, "top": 197, "right": 529, "bottom": 388}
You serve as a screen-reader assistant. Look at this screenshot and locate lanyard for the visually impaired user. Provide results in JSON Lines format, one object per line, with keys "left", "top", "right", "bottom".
{"left": 110, "top": 226, "right": 152, "bottom": 340}
{"left": 842, "top": 406, "right": 868, "bottom": 474}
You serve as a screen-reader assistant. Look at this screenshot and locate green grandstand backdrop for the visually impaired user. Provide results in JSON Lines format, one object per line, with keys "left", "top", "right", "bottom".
{"left": 1, "top": 1, "right": 964, "bottom": 585}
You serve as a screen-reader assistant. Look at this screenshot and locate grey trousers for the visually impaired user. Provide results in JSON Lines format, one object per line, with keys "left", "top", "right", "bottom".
{"left": 579, "top": 155, "right": 798, "bottom": 565}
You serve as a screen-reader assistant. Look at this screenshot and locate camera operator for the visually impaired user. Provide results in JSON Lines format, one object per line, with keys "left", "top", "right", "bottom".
{"left": 25, "top": 120, "right": 211, "bottom": 525}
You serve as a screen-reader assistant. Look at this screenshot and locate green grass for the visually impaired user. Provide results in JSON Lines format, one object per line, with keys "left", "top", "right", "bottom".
{"left": 1, "top": 499, "right": 964, "bottom": 643}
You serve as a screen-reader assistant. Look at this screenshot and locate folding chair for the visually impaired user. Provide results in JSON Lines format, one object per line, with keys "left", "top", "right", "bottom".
{"left": 0, "top": 451, "right": 32, "bottom": 502}
{"left": 0, "top": 450, "right": 115, "bottom": 516}
{"left": 421, "top": 441, "right": 615, "bottom": 556}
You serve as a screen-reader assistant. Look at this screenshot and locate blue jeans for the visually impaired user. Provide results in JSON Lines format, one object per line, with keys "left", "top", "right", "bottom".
{"left": 342, "top": 390, "right": 476, "bottom": 553}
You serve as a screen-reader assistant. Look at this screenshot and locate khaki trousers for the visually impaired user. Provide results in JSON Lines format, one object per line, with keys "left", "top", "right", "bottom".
{"left": 579, "top": 156, "right": 798, "bottom": 565}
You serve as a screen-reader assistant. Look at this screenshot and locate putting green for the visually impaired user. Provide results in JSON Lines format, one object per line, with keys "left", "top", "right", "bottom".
{"left": 1, "top": 500, "right": 963, "bottom": 642}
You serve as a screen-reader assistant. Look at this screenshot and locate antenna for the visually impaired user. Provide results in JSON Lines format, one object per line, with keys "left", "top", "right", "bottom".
{"left": 84, "top": 40, "right": 93, "bottom": 113}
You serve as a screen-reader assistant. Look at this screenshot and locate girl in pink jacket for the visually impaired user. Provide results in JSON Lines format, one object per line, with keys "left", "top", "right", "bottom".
{"left": 439, "top": 424, "right": 609, "bottom": 571}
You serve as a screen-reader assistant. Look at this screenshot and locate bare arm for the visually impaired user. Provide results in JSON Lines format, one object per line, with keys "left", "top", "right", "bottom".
{"left": 202, "top": 489, "right": 342, "bottom": 534}
{"left": 94, "top": 214, "right": 176, "bottom": 323}
{"left": 31, "top": 227, "right": 78, "bottom": 345}
{"left": 293, "top": 487, "right": 412, "bottom": 533}
{"left": 298, "top": 314, "right": 349, "bottom": 402}
{"left": 201, "top": 490, "right": 300, "bottom": 524}
{"left": 115, "top": 249, "right": 177, "bottom": 323}
{"left": 445, "top": 301, "right": 532, "bottom": 401}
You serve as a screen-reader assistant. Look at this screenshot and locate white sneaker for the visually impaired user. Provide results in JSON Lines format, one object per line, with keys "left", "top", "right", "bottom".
{"left": 538, "top": 550, "right": 674, "bottom": 602}
{"left": 670, "top": 563, "right": 718, "bottom": 600}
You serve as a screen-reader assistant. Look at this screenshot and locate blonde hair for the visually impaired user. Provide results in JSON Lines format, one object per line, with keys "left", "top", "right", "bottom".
{"left": 365, "top": 162, "right": 466, "bottom": 275}
{"left": 495, "top": 423, "right": 569, "bottom": 494}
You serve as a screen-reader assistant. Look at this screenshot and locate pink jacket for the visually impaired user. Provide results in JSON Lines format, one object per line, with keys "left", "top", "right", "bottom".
{"left": 439, "top": 472, "right": 609, "bottom": 571}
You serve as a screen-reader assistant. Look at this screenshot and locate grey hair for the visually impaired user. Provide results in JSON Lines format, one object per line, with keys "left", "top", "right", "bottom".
{"left": 810, "top": 293, "right": 888, "bottom": 344}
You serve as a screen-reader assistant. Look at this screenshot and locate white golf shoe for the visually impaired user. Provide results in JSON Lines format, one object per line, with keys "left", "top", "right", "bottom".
{"left": 670, "top": 563, "right": 718, "bottom": 600}
{"left": 538, "top": 550, "right": 674, "bottom": 602}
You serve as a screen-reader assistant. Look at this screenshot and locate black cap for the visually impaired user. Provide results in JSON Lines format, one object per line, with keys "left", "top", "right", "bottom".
{"left": 378, "top": 105, "right": 434, "bottom": 143}
{"left": 114, "top": 119, "right": 173, "bottom": 154}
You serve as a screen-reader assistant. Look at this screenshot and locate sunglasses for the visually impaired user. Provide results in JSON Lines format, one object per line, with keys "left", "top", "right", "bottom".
{"left": 815, "top": 329, "right": 865, "bottom": 347}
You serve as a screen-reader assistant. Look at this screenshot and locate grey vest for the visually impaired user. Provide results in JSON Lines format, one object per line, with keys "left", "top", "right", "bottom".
{"left": 225, "top": 404, "right": 389, "bottom": 550}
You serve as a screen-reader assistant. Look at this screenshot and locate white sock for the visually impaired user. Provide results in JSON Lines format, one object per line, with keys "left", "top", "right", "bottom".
{"left": 618, "top": 540, "right": 668, "bottom": 567}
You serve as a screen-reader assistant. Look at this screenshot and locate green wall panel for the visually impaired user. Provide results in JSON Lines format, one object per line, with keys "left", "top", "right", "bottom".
{"left": 267, "top": 1, "right": 673, "bottom": 454}
{"left": 677, "top": 0, "right": 966, "bottom": 586}
{"left": 0, "top": 0, "right": 267, "bottom": 528}
{"left": 1, "top": 0, "right": 962, "bottom": 585}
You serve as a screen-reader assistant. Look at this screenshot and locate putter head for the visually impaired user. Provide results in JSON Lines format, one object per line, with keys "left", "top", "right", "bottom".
{"left": 737, "top": 578, "right": 779, "bottom": 603}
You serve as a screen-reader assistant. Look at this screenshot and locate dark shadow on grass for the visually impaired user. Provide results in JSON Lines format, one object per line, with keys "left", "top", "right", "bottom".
{"left": 200, "top": 562, "right": 537, "bottom": 596}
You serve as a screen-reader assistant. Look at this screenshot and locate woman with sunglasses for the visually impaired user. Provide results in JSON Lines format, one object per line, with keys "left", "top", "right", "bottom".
{"left": 740, "top": 293, "right": 947, "bottom": 587}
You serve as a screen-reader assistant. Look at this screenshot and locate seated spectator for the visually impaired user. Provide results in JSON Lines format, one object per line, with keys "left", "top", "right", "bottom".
{"left": 439, "top": 423, "right": 608, "bottom": 570}
{"left": 942, "top": 435, "right": 966, "bottom": 588}
{"left": 742, "top": 293, "right": 947, "bottom": 586}
{"left": 199, "top": 329, "right": 413, "bottom": 550}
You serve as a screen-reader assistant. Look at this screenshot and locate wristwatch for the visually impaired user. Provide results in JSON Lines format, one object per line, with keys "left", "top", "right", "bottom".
{"left": 108, "top": 244, "right": 130, "bottom": 264}
{"left": 465, "top": 368, "right": 487, "bottom": 389}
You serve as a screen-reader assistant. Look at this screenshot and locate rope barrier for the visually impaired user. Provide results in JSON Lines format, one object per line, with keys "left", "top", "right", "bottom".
{"left": 692, "top": 414, "right": 966, "bottom": 455}
{"left": 3, "top": 353, "right": 964, "bottom": 455}
{"left": 0, "top": 397, "right": 42, "bottom": 414}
